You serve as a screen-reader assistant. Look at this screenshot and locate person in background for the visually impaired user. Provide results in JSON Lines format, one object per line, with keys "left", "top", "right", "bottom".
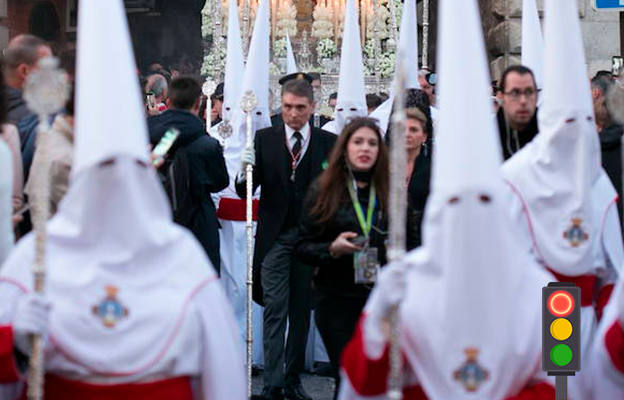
{"left": 417, "top": 70, "right": 436, "bottom": 108}
{"left": 592, "top": 75, "right": 623, "bottom": 221}
{"left": 2, "top": 34, "right": 52, "bottom": 126}
{"left": 210, "top": 82, "right": 224, "bottom": 126}
{"left": 296, "top": 117, "right": 419, "bottom": 399}
{"left": 237, "top": 78, "right": 336, "bottom": 400}
{"left": 0, "top": 1, "right": 245, "bottom": 397}
{"left": 328, "top": 92, "right": 338, "bottom": 112}
{"left": 148, "top": 77, "right": 229, "bottom": 272}
{"left": 405, "top": 108, "right": 431, "bottom": 238}
{"left": 145, "top": 73, "right": 169, "bottom": 116}
{"left": 496, "top": 65, "right": 539, "bottom": 160}
{"left": 365, "top": 93, "right": 382, "bottom": 114}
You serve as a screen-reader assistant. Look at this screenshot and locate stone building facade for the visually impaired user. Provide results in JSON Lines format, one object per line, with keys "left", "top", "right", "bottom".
{"left": 0, "top": 0, "right": 621, "bottom": 80}
{"left": 481, "top": 0, "right": 621, "bottom": 81}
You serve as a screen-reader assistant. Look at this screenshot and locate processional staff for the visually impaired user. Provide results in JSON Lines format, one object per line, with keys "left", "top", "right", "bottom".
{"left": 202, "top": 79, "right": 217, "bottom": 136}
{"left": 386, "top": 54, "right": 408, "bottom": 400}
{"left": 22, "top": 56, "right": 70, "bottom": 400}
{"left": 240, "top": 89, "right": 258, "bottom": 399}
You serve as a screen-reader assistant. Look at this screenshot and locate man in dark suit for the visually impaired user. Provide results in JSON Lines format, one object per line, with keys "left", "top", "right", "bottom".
{"left": 148, "top": 77, "right": 229, "bottom": 272}
{"left": 236, "top": 79, "right": 336, "bottom": 400}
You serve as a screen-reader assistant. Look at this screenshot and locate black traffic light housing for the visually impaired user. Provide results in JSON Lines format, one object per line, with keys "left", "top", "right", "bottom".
{"left": 542, "top": 282, "right": 581, "bottom": 376}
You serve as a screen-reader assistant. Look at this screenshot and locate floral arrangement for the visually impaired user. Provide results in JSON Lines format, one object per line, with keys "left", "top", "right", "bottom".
{"left": 201, "top": 46, "right": 227, "bottom": 78}
{"left": 276, "top": 0, "right": 298, "bottom": 37}
{"left": 363, "top": 39, "right": 377, "bottom": 60}
{"left": 312, "top": 4, "right": 333, "bottom": 39}
{"left": 269, "top": 62, "right": 282, "bottom": 77}
{"left": 316, "top": 38, "right": 338, "bottom": 59}
{"left": 378, "top": 51, "right": 396, "bottom": 78}
{"left": 273, "top": 38, "right": 287, "bottom": 58}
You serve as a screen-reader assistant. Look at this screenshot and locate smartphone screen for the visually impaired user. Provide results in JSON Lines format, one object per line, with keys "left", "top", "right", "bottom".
{"left": 151, "top": 128, "right": 180, "bottom": 164}
{"left": 146, "top": 92, "right": 155, "bottom": 108}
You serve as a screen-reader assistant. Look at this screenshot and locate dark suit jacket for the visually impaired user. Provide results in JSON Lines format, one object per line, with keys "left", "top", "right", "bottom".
{"left": 235, "top": 123, "right": 336, "bottom": 303}
{"left": 271, "top": 113, "right": 332, "bottom": 129}
{"left": 148, "top": 109, "right": 229, "bottom": 272}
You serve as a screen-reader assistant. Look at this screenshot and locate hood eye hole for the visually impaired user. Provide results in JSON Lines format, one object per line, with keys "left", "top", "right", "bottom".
{"left": 256, "top": 111, "right": 262, "bottom": 116}
{"left": 349, "top": 107, "right": 357, "bottom": 111}
{"left": 587, "top": 116, "right": 593, "bottom": 121}
{"left": 479, "top": 194, "right": 491, "bottom": 203}
{"left": 448, "top": 196, "right": 460, "bottom": 205}
{"left": 337, "top": 108, "right": 344, "bottom": 112}
{"left": 136, "top": 159, "right": 149, "bottom": 168}
{"left": 225, "top": 107, "right": 231, "bottom": 111}
{"left": 99, "top": 158, "right": 116, "bottom": 168}
{"left": 565, "top": 118, "right": 576, "bottom": 124}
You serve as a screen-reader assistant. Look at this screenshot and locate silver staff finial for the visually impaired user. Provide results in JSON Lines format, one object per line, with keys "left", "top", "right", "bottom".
{"left": 240, "top": 90, "right": 258, "bottom": 113}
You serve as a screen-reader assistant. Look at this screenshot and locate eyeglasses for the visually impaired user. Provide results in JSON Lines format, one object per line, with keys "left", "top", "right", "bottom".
{"left": 503, "top": 88, "right": 540, "bottom": 101}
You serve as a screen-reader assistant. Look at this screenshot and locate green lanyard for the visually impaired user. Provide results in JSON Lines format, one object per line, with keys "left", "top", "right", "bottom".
{"left": 347, "top": 180, "right": 376, "bottom": 238}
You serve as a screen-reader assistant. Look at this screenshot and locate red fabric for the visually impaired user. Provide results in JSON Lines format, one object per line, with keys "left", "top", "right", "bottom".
{"left": 548, "top": 269, "right": 596, "bottom": 307}
{"left": 504, "top": 382, "right": 555, "bottom": 400}
{"left": 605, "top": 320, "right": 624, "bottom": 374}
{"left": 596, "top": 284, "right": 615, "bottom": 322}
{"left": 0, "top": 326, "right": 20, "bottom": 383}
{"left": 216, "top": 198, "right": 259, "bottom": 221}
{"left": 341, "top": 317, "right": 391, "bottom": 396}
{"left": 44, "top": 374, "right": 193, "bottom": 400}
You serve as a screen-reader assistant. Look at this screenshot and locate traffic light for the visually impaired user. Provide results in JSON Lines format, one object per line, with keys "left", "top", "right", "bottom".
{"left": 542, "top": 283, "right": 581, "bottom": 374}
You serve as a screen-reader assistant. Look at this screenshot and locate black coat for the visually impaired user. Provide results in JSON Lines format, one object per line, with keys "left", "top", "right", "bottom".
{"left": 6, "top": 86, "right": 32, "bottom": 126}
{"left": 296, "top": 181, "right": 420, "bottom": 299}
{"left": 600, "top": 123, "right": 623, "bottom": 222}
{"left": 148, "top": 109, "right": 229, "bottom": 271}
{"left": 497, "top": 107, "right": 539, "bottom": 160}
{"left": 408, "top": 151, "right": 431, "bottom": 212}
{"left": 235, "top": 124, "right": 336, "bottom": 303}
{"left": 271, "top": 113, "right": 333, "bottom": 129}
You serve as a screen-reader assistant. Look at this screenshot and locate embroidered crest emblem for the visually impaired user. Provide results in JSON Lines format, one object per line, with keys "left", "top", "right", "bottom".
{"left": 562, "top": 218, "right": 589, "bottom": 247}
{"left": 453, "top": 347, "right": 489, "bottom": 392}
{"left": 92, "top": 285, "right": 129, "bottom": 328}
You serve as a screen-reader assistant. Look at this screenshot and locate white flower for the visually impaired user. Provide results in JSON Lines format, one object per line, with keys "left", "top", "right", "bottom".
{"left": 316, "top": 38, "right": 337, "bottom": 59}
{"left": 273, "top": 38, "right": 287, "bottom": 58}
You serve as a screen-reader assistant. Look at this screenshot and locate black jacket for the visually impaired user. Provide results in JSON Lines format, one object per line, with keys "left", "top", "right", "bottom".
{"left": 600, "top": 123, "right": 623, "bottom": 221}
{"left": 6, "top": 86, "right": 32, "bottom": 126}
{"left": 497, "top": 107, "right": 539, "bottom": 161}
{"left": 235, "top": 123, "right": 336, "bottom": 303}
{"left": 148, "top": 109, "right": 229, "bottom": 271}
{"left": 296, "top": 180, "right": 420, "bottom": 299}
{"left": 271, "top": 113, "right": 332, "bottom": 129}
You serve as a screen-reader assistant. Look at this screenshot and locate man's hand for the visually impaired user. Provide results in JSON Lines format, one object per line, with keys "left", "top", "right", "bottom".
{"left": 13, "top": 293, "right": 51, "bottom": 355}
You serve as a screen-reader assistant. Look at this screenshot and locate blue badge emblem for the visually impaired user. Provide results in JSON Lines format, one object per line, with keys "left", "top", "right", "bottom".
{"left": 92, "top": 286, "right": 129, "bottom": 328}
{"left": 453, "top": 348, "right": 489, "bottom": 392}
{"left": 563, "top": 218, "right": 589, "bottom": 247}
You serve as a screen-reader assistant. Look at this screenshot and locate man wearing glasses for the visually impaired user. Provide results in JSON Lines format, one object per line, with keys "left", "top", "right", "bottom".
{"left": 496, "top": 65, "right": 540, "bottom": 160}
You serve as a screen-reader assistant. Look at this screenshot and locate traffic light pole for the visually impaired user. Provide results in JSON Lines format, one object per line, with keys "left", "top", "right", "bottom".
{"left": 555, "top": 376, "right": 567, "bottom": 400}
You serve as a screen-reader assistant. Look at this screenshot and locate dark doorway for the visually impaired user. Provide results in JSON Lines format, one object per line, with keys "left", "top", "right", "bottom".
{"left": 29, "top": 1, "right": 61, "bottom": 42}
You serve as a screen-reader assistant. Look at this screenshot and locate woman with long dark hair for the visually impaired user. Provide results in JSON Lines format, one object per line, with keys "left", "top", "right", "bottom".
{"left": 296, "top": 117, "right": 419, "bottom": 397}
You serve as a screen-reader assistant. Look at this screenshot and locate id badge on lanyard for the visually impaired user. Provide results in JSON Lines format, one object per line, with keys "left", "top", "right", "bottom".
{"left": 348, "top": 180, "right": 380, "bottom": 284}
{"left": 354, "top": 244, "right": 380, "bottom": 284}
